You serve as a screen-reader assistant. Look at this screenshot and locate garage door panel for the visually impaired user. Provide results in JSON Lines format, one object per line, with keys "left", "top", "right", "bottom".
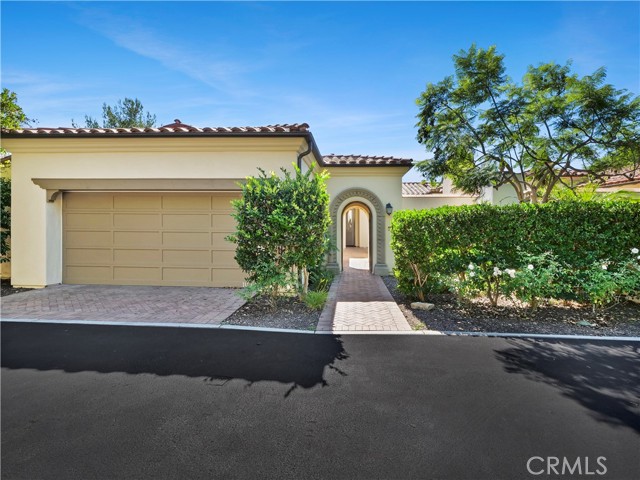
{"left": 66, "top": 213, "right": 112, "bottom": 229}
{"left": 211, "top": 195, "right": 236, "bottom": 211}
{"left": 65, "top": 193, "right": 113, "bottom": 210}
{"left": 211, "top": 214, "right": 236, "bottom": 231}
{"left": 66, "top": 231, "right": 113, "bottom": 247}
{"left": 114, "top": 213, "right": 161, "bottom": 229}
{"left": 66, "top": 248, "right": 112, "bottom": 265}
{"left": 163, "top": 267, "right": 210, "bottom": 283}
{"left": 162, "top": 214, "right": 210, "bottom": 230}
{"left": 211, "top": 233, "right": 235, "bottom": 250}
{"left": 66, "top": 266, "right": 112, "bottom": 283}
{"left": 63, "top": 192, "right": 242, "bottom": 287}
{"left": 212, "top": 250, "right": 238, "bottom": 268}
{"left": 163, "top": 249, "right": 210, "bottom": 266}
{"left": 114, "top": 231, "right": 161, "bottom": 247}
{"left": 212, "top": 268, "right": 245, "bottom": 287}
{"left": 162, "top": 195, "right": 211, "bottom": 210}
{"left": 114, "top": 249, "right": 161, "bottom": 265}
{"left": 114, "top": 266, "right": 161, "bottom": 282}
{"left": 163, "top": 232, "right": 210, "bottom": 248}
{"left": 114, "top": 195, "right": 161, "bottom": 210}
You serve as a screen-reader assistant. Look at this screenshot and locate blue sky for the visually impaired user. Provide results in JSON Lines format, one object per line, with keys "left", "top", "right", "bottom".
{"left": 2, "top": 1, "right": 639, "bottom": 181}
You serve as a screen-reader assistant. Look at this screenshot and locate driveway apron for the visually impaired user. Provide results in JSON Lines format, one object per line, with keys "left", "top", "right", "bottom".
{"left": 1, "top": 284, "right": 246, "bottom": 325}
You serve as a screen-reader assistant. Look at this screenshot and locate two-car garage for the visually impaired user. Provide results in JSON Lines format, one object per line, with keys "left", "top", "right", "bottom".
{"left": 62, "top": 192, "right": 244, "bottom": 287}
{"left": 2, "top": 122, "right": 317, "bottom": 289}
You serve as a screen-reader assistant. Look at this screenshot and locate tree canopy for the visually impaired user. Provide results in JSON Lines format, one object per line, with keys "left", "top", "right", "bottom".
{"left": 72, "top": 97, "right": 157, "bottom": 128}
{"left": 1, "top": 88, "right": 34, "bottom": 161}
{"left": 1, "top": 88, "right": 33, "bottom": 131}
{"left": 415, "top": 45, "right": 640, "bottom": 203}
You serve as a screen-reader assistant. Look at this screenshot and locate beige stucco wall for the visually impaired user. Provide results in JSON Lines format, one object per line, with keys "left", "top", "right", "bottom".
{"left": 324, "top": 166, "right": 409, "bottom": 274}
{"left": 491, "top": 183, "right": 520, "bottom": 205}
{"left": 4, "top": 136, "right": 315, "bottom": 287}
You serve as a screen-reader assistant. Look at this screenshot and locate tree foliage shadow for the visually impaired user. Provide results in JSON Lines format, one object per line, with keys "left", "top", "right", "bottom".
{"left": 1, "top": 322, "right": 348, "bottom": 397}
{"left": 495, "top": 338, "right": 640, "bottom": 433}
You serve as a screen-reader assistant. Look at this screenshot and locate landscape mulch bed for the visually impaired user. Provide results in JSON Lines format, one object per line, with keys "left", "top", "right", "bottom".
{"left": 223, "top": 295, "right": 320, "bottom": 331}
{"left": 382, "top": 276, "right": 640, "bottom": 337}
{"left": 1, "top": 279, "right": 32, "bottom": 297}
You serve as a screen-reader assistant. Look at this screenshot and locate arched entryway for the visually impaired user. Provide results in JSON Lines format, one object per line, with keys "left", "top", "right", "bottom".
{"left": 327, "top": 188, "right": 388, "bottom": 274}
{"left": 342, "top": 202, "right": 371, "bottom": 271}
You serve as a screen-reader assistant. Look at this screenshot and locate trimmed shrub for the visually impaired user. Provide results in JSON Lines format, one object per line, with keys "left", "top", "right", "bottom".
{"left": 227, "top": 165, "right": 331, "bottom": 300}
{"left": 390, "top": 201, "right": 640, "bottom": 306}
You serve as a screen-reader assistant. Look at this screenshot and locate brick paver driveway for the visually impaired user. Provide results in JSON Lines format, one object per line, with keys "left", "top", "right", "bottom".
{"left": 1, "top": 284, "right": 246, "bottom": 325}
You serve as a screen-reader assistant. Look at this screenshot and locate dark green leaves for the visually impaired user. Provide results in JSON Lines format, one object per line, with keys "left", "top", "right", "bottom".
{"left": 227, "top": 165, "right": 331, "bottom": 297}
{"left": 72, "top": 97, "right": 157, "bottom": 129}
{"left": 390, "top": 201, "right": 640, "bottom": 303}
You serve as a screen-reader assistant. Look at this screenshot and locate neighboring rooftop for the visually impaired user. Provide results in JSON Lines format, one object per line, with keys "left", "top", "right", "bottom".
{"left": 402, "top": 182, "right": 443, "bottom": 196}
{"left": 322, "top": 154, "right": 413, "bottom": 167}
{"left": 599, "top": 167, "right": 640, "bottom": 187}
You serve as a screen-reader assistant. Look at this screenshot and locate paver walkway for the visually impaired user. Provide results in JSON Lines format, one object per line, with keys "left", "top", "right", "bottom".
{"left": 317, "top": 267, "right": 412, "bottom": 333}
{"left": 1, "top": 284, "right": 246, "bottom": 325}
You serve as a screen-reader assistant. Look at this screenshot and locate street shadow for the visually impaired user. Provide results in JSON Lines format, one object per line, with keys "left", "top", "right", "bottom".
{"left": 1, "top": 322, "right": 348, "bottom": 397}
{"left": 495, "top": 338, "right": 640, "bottom": 433}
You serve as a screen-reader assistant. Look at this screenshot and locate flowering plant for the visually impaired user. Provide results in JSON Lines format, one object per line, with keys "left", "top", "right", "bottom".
{"left": 579, "top": 251, "right": 640, "bottom": 310}
{"left": 501, "top": 252, "right": 566, "bottom": 310}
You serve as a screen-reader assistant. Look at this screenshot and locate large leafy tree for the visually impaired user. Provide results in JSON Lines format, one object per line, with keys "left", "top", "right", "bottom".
{"left": 415, "top": 45, "right": 640, "bottom": 203}
{"left": 72, "top": 97, "right": 157, "bottom": 128}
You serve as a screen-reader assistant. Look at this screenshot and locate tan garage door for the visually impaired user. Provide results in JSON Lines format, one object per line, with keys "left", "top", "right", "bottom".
{"left": 63, "top": 192, "right": 244, "bottom": 287}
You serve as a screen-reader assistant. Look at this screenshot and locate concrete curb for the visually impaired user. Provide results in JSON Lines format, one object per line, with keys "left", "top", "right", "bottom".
{"left": 439, "top": 331, "right": 640, "bottom": 341}
{"left": 2, "top": 318, "right": 639, "bottom": 341}
{"left": 0, "top": 318, "right": 223, "bottom": 329}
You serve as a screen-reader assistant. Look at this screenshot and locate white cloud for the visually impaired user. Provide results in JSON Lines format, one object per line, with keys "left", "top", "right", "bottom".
{"left": 72, "top": 6, "right": 259, "bottom": 98}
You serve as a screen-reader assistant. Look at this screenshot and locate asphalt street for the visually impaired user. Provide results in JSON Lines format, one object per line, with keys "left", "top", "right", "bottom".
{"left": 2, "top": 322, "right": 639, "bottom": 480}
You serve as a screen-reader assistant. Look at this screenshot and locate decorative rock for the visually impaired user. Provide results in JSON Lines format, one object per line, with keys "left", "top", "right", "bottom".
{"left": 411, "top": 302, "right": 435, "bottom": 311}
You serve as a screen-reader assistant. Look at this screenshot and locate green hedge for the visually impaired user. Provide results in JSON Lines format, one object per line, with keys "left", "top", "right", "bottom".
{"left": 390, "top": 201, "right": 640, "bottom": 304}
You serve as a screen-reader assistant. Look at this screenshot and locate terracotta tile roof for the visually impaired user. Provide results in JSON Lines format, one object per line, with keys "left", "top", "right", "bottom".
{"left": 599, "top": 167, "right": 640, "bottom": 187}
{"left": 322, "top": 154, "right": 413, "bottom": 167}
{"left": 402, "top": 182, "right": 443, "bottom": 196}
{"left": 562, "top": 167, "right": 640, "bottom": 187}
{"left": 1, "top": 121, "right": 310, "bottom": 136}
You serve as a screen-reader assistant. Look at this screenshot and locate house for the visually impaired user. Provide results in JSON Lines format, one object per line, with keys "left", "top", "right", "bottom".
{"left": 1, "top": 121, "right": 476, "bottom": 289}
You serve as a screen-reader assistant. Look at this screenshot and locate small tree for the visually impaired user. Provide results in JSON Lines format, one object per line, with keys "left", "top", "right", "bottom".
{"left": 415, "top": 45, "right": 640, "bottom": 203}
{"left": 1, "top": 89, "right": 33, "bottom": 263}
{"left": 72, "top": 97, "right": 157, "bottom": 128}
{"left": 1, "top": 88, "right": 34, "bottom": 159}
{"left": 227, "top": 165, "right": 330, "bottom": 301}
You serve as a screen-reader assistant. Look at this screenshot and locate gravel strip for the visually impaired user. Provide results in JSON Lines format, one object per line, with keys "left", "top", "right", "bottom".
{"left": 223, "top": 295, "right": 320, "bottom": 331}
{"left": 382, "top": 276, "right": 640, "bottom": 337}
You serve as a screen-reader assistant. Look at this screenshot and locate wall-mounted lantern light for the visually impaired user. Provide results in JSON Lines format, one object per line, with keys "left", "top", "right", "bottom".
{"left": 386, "top": 203, "right": 393, "bottom": 216}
